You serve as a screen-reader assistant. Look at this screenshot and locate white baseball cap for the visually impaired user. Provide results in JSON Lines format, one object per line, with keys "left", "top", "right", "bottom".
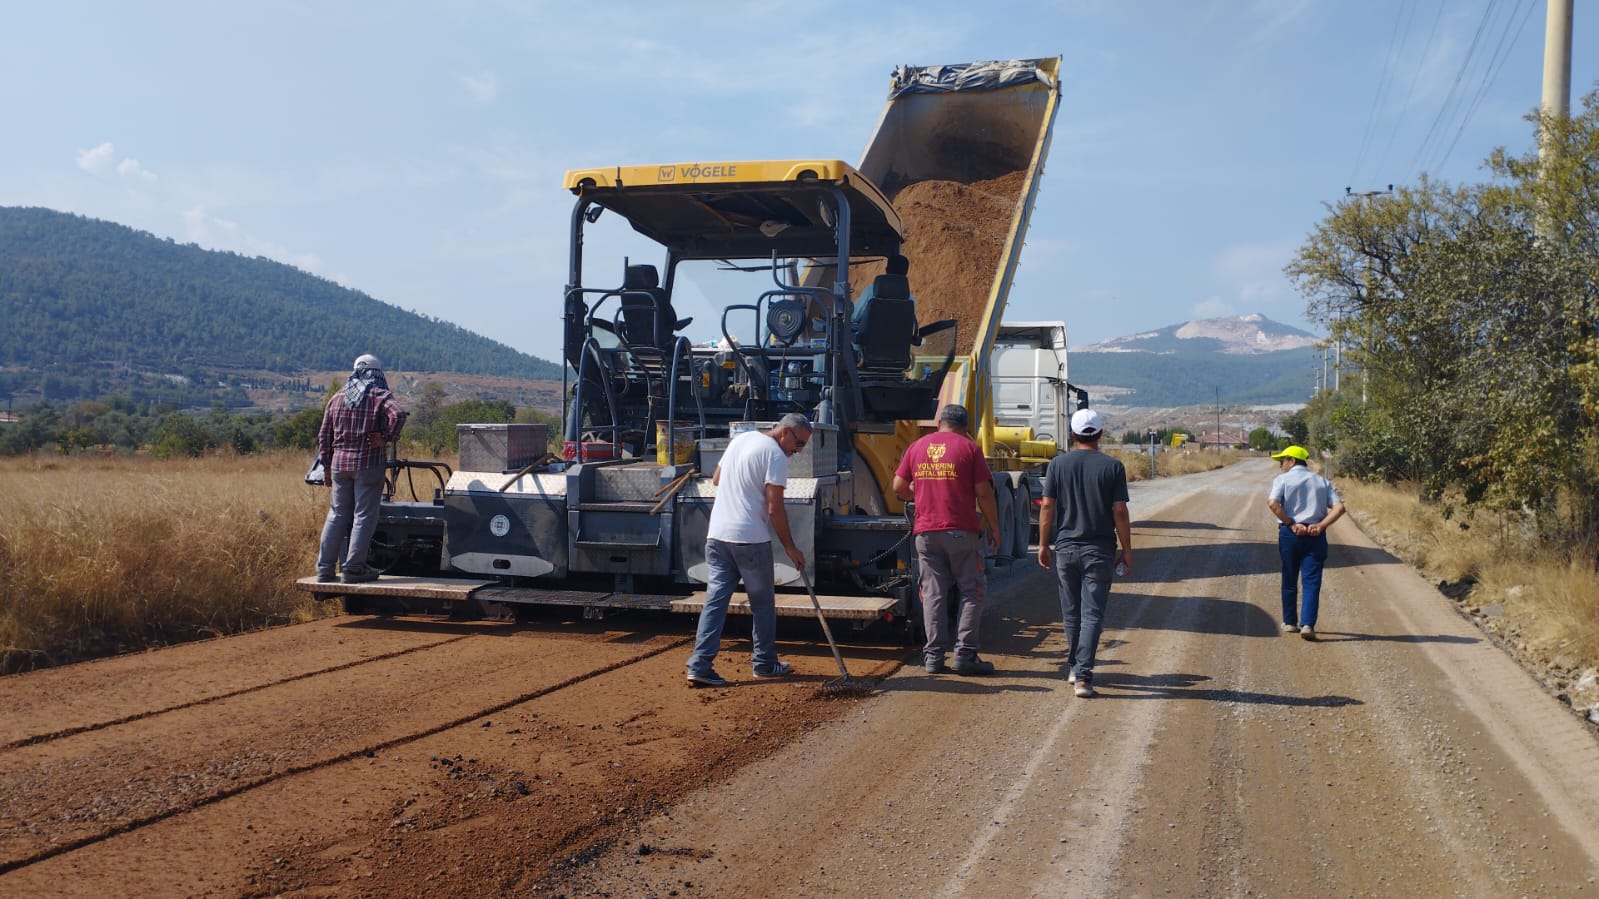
{"left": 353, "top": 353, "right": 383, "bottom": 373}
{"left": 1070, "top": 408, "right": 1103, "bottom": 436}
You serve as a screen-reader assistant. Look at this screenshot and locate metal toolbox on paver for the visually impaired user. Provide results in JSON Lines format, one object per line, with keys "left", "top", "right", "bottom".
{"left": 457, "top": 423, "right": 547, "bottom": 472}
{"left": 728, "top": 422, "right": 839, "bottom": 477}
{"left": 697, "top": 437, "right": 730, "bottom": 473}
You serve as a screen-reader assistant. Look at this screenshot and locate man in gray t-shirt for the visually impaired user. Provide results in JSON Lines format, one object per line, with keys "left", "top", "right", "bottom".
{"left": 1038, "top": 409, "right": 1131, "bottom": 697}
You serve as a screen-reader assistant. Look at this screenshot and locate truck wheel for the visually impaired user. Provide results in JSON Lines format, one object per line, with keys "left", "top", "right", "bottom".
{"left": 991, "top": 471, "right": 1015, "bottom": 561}
{"left": 1011, "top": 474, "right": 1032, "bottom": 559}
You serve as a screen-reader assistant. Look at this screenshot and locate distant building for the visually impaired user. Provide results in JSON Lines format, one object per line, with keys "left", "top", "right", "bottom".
{"left": 1197, "top": 430, "right": 1248, "bottom": 449}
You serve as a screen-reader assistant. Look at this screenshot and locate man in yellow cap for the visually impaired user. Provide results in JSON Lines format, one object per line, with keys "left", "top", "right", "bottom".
{"left": 1267, "top": 445, "right": 1344, "bottom": 639}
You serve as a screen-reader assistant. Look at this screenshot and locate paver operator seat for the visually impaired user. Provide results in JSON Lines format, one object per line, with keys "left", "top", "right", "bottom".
{"left": 856, "top": 272, "right": 918, "bottom": 374}
{"left": 619, "top": 264, "right": 692, "bottom": 355}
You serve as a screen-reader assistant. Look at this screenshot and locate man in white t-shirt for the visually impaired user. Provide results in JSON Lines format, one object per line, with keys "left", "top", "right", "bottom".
{"left": 686, "top": 413, "right": 811, "bottom": 687}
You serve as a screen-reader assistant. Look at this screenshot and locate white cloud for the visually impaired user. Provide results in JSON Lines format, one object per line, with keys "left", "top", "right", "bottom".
{"left": 1192, "top": 296, "right": 1236, "bottom": 319}
{"left": 117, "top": 158, "right": 157, "bottom": 181}
{"left": 457, "top": 71, "right": 499, "bottom": 104}
{"left": 1213, "top": 239, "right": 1295, "bottom": 278}
{"left": 785, "top": 97, "right": 841, "bottom": 129}
{"left": 1242, "top": 0, "right": 1314, "bottom": 47}
{"left": 182, "top": 205, "right": 238, "bottom": 243}
{"left": 1209, "top": 237, "right": 1300, "bottom": 312}
{"left": 76, "top": 142, "right": 116, "bottom": 174}
{"left": 181, "top": 205, "right": 320, "bottom": 273}
{"left": 77, "top": 142, "right": 156, "bottom": 181}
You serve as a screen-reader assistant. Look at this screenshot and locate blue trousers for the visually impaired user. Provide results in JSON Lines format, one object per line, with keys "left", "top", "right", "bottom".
{"left": 1053, "top": 542, "right": 1115, "bottom": 684}
{"left": 1278, "top": 525, "right": 1328, "bottom": 627}
{"left": 687, "top": 539, "right": 779, "bottom": 677}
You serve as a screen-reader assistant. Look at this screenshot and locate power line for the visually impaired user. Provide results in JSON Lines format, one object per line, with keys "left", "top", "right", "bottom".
{"left": 1410, "top": 0, "right": 1503, "bottom": 176}
{"left": 1432, "top": 0, "right": 1538, "bottom": 174}
{"left": 1351, "top": 0, "right": 1414, "bottom": 186}
{"left": 1376, "top": 0, "right": 1448, "bottom": 178}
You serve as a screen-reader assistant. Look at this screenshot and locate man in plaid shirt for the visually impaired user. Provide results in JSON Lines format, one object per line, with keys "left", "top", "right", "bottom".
{"left": 316, "top": 354, "right": 408, "bottom": 583}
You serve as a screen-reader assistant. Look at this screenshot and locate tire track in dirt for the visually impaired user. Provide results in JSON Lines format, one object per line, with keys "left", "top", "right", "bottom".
{"left": 0, "top": 635, "right": 473, "bottom": 751}
{"left": 0, "top": 629, "right": 883, "bottom": 896}
{"left": 0, "top": 619, "right": 465, "bottom": 746}
{"left": 0, "top": 635, "right": 689, "bottom": 875}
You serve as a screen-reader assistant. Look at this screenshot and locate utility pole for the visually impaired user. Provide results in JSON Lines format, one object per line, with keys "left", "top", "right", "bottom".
{"left": 1538, "top": 0, "right": 1573, "bottom": 238}
{"left": 1214, "top": 387, "right": 1221, "bottom": 453}
{"left": 1541, "top": 0, "right": 1573, "bottom": 156}
{"left": 1344, "top": 185, "right": 1394, "bottom": 402}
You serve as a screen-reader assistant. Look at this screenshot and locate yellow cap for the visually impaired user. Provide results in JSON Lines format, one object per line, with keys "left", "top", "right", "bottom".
{"left": 1271, "top": 445, "right": 1310, "bottom": 461}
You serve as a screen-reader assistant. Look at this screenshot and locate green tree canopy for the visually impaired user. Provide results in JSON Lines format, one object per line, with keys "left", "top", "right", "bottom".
{"left": 1287, "top": 88, "right": 1599, "bottom": 548}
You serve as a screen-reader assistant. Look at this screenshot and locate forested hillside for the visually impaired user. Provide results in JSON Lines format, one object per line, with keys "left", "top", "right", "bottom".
{"left": 0, "top": 207, "right": 560, "bottom": 401}
{"left": 1069, "top": 347, "right": 1316, "bottom": 406}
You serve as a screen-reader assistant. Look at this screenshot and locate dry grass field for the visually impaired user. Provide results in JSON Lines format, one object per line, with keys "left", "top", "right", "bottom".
{"left": 0, "top": 452, "right": 337, "bottom": 673}
{"left": 1340, "top": 478, "right": 1599, "bottom": 713}
{"left": 1107, "top": 445, "right": 1251, "bottom": 481}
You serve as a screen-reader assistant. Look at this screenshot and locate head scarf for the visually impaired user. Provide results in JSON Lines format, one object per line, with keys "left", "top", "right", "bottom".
{"left": 344, "top": 364, "right": 389, "bottom": 406}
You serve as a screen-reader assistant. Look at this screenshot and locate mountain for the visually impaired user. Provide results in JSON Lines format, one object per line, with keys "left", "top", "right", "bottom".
{"left": 1067, "top": 314, "right": 1322, "bottom": 407}
{"left": 0, "top": 207, "right": 561, "bottom": 407}
{"left": 1073, "top": 313, "right": 1319, "bottom": 355}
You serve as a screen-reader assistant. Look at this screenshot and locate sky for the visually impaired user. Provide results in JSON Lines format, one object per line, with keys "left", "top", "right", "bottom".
{"left": 3, "top": 1, "right": 1594, "bottom": 365}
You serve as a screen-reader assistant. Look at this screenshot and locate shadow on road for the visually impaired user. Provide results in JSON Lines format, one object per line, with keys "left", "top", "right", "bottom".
{"left": 1095, "top": 670, "right": 1364, "bottom": 707}
{"left": 1115, "top": 539, "right": 1403, "bottom": 581}
{"left": 1133, "top": 520, "right": 1240, "bottom": 531}
{"left": 1107, "top": 594, "right": 1283, "bottom": 638}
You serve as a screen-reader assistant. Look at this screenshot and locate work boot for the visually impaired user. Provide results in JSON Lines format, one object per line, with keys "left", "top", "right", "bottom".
{"left": 951, "top": 655, "right": 995, "bottom": 676}
{"left": 341, "top": 566, "right": 379, "bottom": 584}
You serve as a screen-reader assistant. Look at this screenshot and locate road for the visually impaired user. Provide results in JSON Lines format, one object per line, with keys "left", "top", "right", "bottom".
{"left": 2, "top": 462, "right": 1596, "bottom": 896}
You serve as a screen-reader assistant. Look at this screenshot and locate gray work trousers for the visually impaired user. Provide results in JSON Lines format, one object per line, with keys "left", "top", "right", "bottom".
{"left": 914, "top": 529, "right": 986, "bottom": 663}
{"left": 316, "top": 464, "right": 385, "bottom": 576}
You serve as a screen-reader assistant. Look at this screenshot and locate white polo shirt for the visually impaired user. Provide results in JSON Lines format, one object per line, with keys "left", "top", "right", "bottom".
{"left": 707, "top": 430, "right": 788, "bottom": 544}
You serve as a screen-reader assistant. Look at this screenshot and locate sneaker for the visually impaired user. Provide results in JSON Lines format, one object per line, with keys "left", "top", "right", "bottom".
{"left": 1074, "top": 681, "right": 1095, "bottom": 698}
{"left": 1281, "top": 622, "right": 1299, "bottom": 633}
{"left": 1066, "top": 670, "right": 1078, "bottom": 684}
{"left": 924, "top": 658, "right": 946, "bottom": 674}
{"left": 1300, "top": 625, "right": 1316, "bottom": 640}
{"left": 341, "top": 566, "right": 379, "bottom": 584}
{"left": 315, "top": 572, "right": 338, "bottom": 583}
{"left": 951, "top": 656, "right": 995, "bottom": 676}
{"left": 752, "top": 661, "right": 793, "bottom": 679}
{"left": 686, "top": 670, "right": 727, "bottom": 688}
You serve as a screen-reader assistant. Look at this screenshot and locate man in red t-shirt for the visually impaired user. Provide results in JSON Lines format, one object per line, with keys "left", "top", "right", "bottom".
{"left": 892, "top": 404, "right": 1002, "bottom": 675}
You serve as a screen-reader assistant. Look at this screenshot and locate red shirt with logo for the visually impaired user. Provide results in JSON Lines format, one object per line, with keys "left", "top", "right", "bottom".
{"left": 894, "top": 431, "right": 992, "bottom": 534}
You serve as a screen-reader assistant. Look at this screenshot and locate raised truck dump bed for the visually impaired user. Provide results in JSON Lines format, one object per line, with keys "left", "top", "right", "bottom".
{"left": 845, "top": 58, "right": 1064, "bottom": 507}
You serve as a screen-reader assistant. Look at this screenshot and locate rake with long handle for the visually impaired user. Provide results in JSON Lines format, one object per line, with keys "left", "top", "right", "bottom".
{"left": 797, "top": 567, "right": 871, "bottom": 697}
